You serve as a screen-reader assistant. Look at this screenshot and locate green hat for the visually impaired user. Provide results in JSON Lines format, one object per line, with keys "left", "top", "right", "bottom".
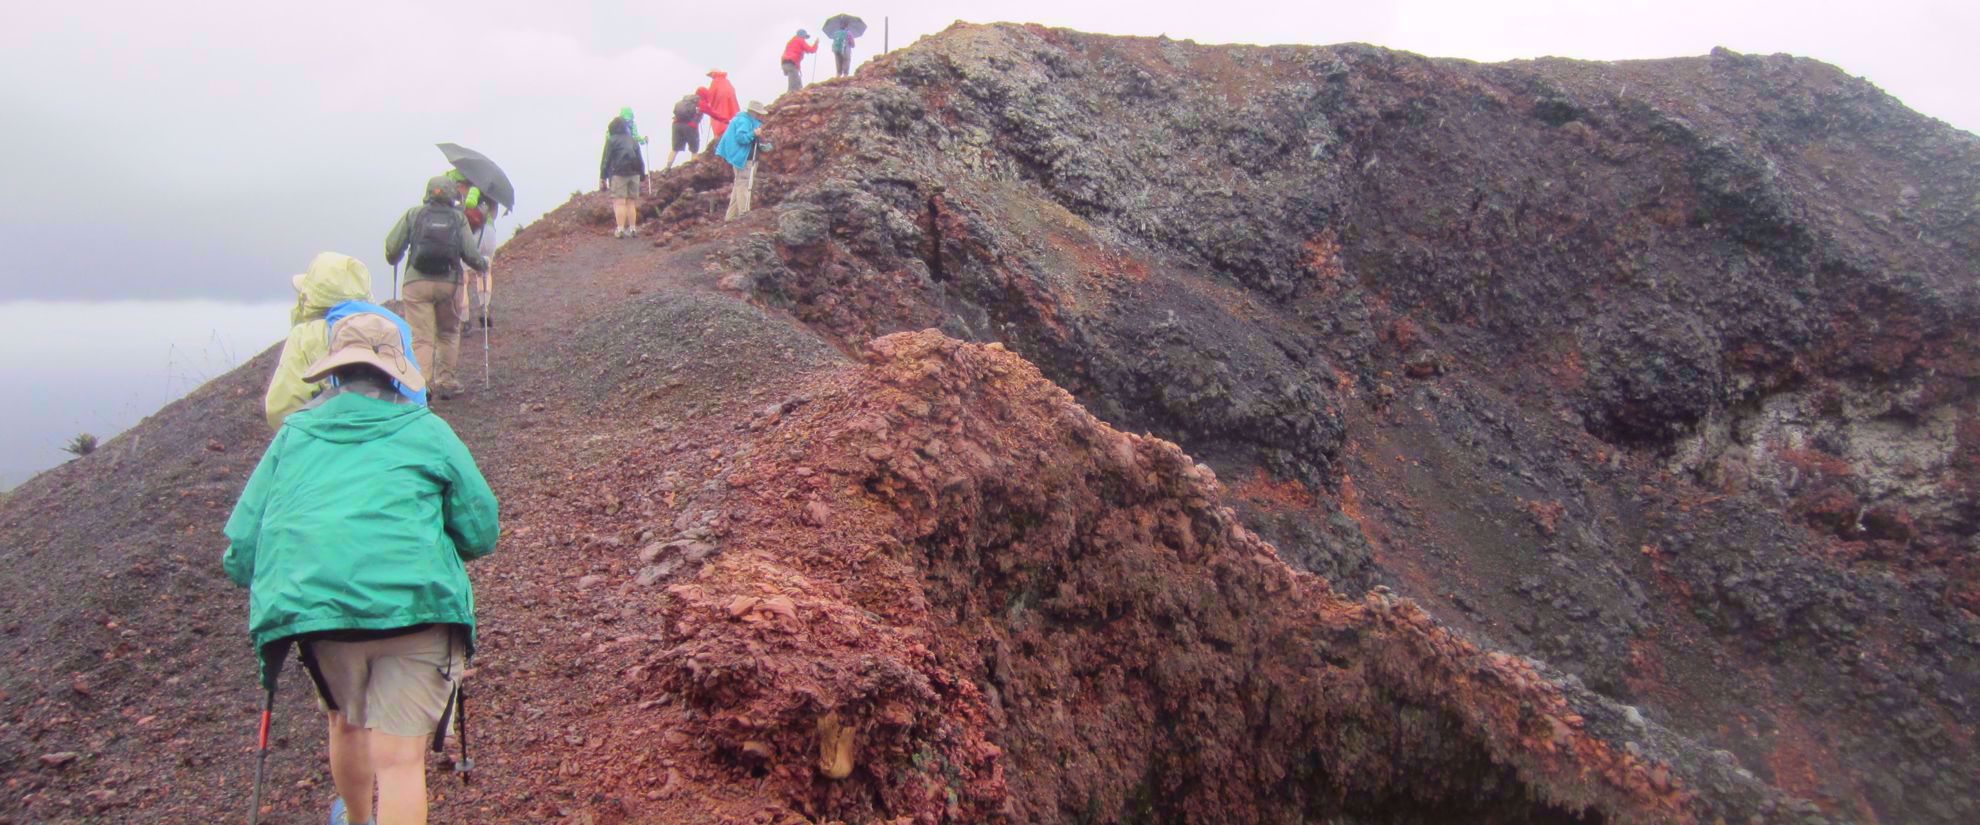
{"left": 619, "top": 106, "right": 634, "bottom": 120}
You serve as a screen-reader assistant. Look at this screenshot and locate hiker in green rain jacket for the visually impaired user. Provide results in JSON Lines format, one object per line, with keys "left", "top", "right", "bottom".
{"left": 224, "top": 310, "right": 498, "bottom": 825}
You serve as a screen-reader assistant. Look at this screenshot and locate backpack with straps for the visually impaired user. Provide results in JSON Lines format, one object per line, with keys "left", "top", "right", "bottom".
{"left": 673, "top": 95, "right": 700, "bottom": 124}
{"left": 409, "top": 204, "right": 461, "bottom": 275}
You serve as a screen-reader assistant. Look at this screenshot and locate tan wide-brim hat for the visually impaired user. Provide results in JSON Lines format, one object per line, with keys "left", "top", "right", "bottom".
{"left": 747, "top": 100, "right": 768, "bottom": 117}
{"left": 301, "top": 312, "right": 426, "bottom": 392}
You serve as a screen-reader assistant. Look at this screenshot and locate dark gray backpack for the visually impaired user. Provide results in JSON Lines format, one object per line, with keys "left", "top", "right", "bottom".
{"left": 410, "top": 205, "right": 460, "bottom": 274}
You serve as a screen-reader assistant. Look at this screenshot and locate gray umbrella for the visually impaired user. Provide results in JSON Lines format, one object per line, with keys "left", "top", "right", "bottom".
{"left": 436, "top": 143, "right": 515, "bottom": 213}
{"left": 822, "top": 14, "right": 866, "bottom": 38}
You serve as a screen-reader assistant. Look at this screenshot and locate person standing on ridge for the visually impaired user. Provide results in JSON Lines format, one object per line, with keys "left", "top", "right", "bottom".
{"left": 781, "top": 29, "right": 818, "bottom": 93}
{"left": 385, "top": 176, "right": 488, "bottom": 400}
{"left": 718, "top": 100, "right": 769, "bottom": 221}
{"left": 225, "top": 310, "right": 498, "bottom": 825}
{"left": 441, "top": 171, "right": 499, "bottom": 332}
{"left": 831, "top": 28, "right": 856, "bottom": 77}
{"left": 612, "top": 106, "right": 649, "bottom": 189}
{"left": 463, "top": 202, "right": 499, "bottom": 333}
{"left": 667, "top": 91, "right": 703, "bottom": 169}
{"left": 600, "top": 116, "right": 647, "bottom": 238}
{"left": 702, "top": 70, "right": 740, "bottom": 151}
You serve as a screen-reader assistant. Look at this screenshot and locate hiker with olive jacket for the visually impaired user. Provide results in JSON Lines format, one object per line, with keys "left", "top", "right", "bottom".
{"left": 385, "top": 177, "right": 488, "bottom": 400}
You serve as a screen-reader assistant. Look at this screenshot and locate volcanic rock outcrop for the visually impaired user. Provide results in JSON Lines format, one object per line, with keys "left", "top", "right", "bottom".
{"left": 2, "top": 21, "right": 1976, "bottom": 825}
{"left": 643, "top": 22, "right": 1980, "bottom": 823}
{"left": 590, "top": 330, "right": 1716, "bottom": 822}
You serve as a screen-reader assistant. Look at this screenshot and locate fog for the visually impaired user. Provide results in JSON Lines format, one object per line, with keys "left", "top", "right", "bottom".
{"left": 0, "top": 301, "right": 288, "bottom": 488}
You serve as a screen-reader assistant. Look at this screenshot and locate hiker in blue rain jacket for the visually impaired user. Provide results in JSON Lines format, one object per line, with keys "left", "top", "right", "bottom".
{"left": 716, "top": 100, "right": 768, "bottom": 221}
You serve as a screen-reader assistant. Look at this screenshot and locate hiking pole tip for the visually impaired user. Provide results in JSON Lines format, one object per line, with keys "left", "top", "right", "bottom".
{"left": 248, "top": 687, "right": 273, "bottom": 824}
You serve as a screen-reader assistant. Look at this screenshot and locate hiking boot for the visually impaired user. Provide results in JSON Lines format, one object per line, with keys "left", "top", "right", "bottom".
{"left": 612, "top": 227, "right": 625, "bottom": 238}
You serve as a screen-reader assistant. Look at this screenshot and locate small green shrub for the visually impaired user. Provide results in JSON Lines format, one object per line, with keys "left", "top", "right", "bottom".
{"left": 61, "top": 433, "right": 98, "bottom": 457}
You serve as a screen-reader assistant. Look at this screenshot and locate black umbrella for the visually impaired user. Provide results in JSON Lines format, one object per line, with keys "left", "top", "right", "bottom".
{"left": 436, "top": 143, "right": 516, "bottom": 213}
{"left": 822, "top": 13, "right": 866, "bottom": 38}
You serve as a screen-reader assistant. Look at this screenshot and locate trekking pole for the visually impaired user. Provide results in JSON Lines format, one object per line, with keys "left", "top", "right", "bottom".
{"left": 248, "top": 683, "right": 275, "bottom": 825}
{"left": 392, "top": 261, "right": 400, "bottom": 302}
{"left": 455, "top": 681, "right": 474, "bottom": 784}
{"left": 431, "top": 640, "right": 474, "bottom": 784}
{"left": 479, "top": 247, "right": 493, "bottom": 387}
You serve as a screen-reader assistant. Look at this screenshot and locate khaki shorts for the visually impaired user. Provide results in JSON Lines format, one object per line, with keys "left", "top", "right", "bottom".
{"left": 608, "top": 174, "right": 640, "bottom": 199}
{"left": 301, "top": 625, "right": 462, "bottom": 737}
{"left": 672, "top": 122, "right": 700, "bottom": 153}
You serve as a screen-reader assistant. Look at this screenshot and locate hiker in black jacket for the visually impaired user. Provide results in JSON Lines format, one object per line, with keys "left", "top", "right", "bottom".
{"left": 600, "top": 117, "right": 646, "bottom": 238}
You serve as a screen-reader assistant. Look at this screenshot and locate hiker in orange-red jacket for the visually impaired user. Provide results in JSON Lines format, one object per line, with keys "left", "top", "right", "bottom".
{"left": 780, "top": 29, "right": 818, "bottom": 93}
{"left": 702, "top": 70, "right": 741, "bottom": 151}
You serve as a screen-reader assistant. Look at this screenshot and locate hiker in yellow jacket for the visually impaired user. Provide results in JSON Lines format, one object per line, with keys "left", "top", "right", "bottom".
{"left": 263, "top": 253, "right": 373, "bottom": 429}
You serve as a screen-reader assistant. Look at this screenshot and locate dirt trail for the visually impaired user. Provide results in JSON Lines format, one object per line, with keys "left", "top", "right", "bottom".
{"left": 411, "top": 210, "right": 846, "bottom": 822}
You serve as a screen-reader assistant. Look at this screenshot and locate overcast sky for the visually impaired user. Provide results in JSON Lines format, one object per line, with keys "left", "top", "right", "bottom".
{"left": 1, "top": 0, "right": 1973, "bottom": 304}
{"left": 1, "top": 0, "right": 1974, "bottom": 483}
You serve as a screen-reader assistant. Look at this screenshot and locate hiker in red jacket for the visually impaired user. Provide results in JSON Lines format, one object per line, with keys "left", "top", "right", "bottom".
{"left": 702, "top": 70, "right": 741, "bottom": 150}
{"left": 781, "top": 29, "right": 818, "bottom": 93}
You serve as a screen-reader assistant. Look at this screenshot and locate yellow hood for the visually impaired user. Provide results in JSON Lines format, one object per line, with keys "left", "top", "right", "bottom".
{"left": 289, "top": 253, "right": 372, "bottom": 325}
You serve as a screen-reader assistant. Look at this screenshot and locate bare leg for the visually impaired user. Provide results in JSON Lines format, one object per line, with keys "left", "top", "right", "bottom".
{"left": 463, "top": 269, "right": 489, "bottom": 327}
{"left": 327, "top": 712, "right": 375, "bottom": 824}
{"left": 370, "top": 731, "right": 428, "bottom": 825}
{"left": 479, "top": 267, "right": 494, "bottom": 322}
{"left": 453, "top": 276, "right": 471, "bottom": 327}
